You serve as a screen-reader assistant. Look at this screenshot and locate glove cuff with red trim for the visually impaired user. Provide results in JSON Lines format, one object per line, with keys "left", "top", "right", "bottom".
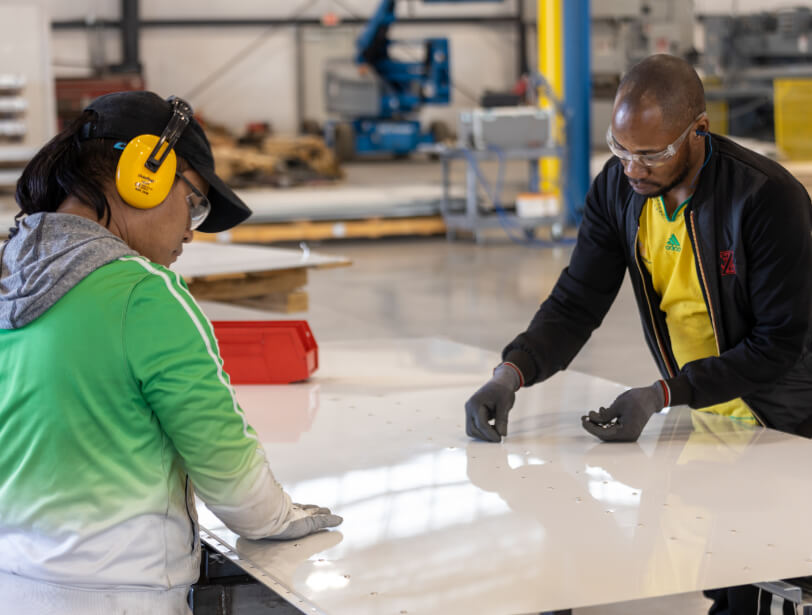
{"left": 493, "top": 362, "right": 523, "bottom": 392}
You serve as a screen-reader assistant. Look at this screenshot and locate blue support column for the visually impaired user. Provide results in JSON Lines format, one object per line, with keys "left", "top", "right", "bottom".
{"left": 563, "top": 0, "right": 590, "bottom": 226}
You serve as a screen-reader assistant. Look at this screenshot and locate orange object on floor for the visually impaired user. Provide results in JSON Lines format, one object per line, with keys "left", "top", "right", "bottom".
{"left": 212, "top": 321, "right": 318, "bottom": 384}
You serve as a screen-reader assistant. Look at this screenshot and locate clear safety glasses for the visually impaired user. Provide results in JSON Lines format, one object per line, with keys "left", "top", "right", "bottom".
{"left": 175, "top": 173, "right": 211, "bottom": 231}
{"left": 606, "top": 112, "right": 707, "bottom": 168}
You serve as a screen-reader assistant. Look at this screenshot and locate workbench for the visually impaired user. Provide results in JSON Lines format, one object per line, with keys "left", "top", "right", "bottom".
{"left": 436, "top": 145, "right": 568, "bottom": 243}
{"left": 194, "top": 336, "right": 812, "bottom": 614}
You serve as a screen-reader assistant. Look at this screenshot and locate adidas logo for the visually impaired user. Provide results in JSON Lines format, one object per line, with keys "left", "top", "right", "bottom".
{"left": 665, "top": 234, "right": 681, "bottom": 252}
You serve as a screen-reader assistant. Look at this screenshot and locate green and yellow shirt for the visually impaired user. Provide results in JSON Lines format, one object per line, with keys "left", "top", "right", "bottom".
{"left": 638, "top": 196, "right": 755, "bottom": 423}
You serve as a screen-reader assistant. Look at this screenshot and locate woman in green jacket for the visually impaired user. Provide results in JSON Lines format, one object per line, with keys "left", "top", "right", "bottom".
{"left": 0, "top": 91, "right": 341, "bottom": 614}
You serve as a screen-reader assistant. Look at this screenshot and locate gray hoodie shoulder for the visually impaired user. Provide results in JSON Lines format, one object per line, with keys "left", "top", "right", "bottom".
{"left": 0, "top": 213, "right": 137, "bottom": 329}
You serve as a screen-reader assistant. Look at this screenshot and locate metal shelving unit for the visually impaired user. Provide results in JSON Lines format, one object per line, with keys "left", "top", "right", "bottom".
{"left": 0, "top": 5, "right": 56, "bottom": 195}
{"left": 435, "top": 145, "right": 567, "bottom": 243}
{"left": 0, "top": 75, "right": 28, "bottom": 191}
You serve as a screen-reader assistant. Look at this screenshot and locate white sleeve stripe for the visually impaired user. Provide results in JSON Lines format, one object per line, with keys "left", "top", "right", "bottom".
{"left": 170, "top": 269, "right": 224, "bottom": 360}
{"left": 168, "top": 268, "right": 269, "bottom": 461}
{"left": 118, "top": 256, "right": 256, "bottom": 442}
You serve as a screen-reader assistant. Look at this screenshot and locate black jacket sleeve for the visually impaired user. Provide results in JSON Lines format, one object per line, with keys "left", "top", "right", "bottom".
{"left": 502, "top": 165, "right": 628, "bottom": 385}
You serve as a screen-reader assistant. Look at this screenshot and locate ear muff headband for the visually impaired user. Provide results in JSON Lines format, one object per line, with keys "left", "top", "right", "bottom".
{"left": 115, "top": 96, "right": 194, "bottom": 209}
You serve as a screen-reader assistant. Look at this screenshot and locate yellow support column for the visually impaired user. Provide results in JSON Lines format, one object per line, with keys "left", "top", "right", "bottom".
{"left": 538, "top": 0, "right": 563, "bottom": 195}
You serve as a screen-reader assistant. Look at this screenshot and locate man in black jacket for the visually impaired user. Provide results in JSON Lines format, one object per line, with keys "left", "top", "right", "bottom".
{"left": 465, "top": 54, "right": 811, "bottom": 611}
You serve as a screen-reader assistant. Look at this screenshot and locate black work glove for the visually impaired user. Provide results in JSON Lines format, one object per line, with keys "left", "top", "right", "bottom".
{"left": 581, "top": 381, "right": 667, "bottom": 442}
{"left": 465, "top": 363, "right": 522, "bottom": 442}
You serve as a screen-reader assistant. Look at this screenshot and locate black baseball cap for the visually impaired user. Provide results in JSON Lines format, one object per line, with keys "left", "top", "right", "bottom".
{"left": 80, "top": 90, "right": 251, "bottom": 233}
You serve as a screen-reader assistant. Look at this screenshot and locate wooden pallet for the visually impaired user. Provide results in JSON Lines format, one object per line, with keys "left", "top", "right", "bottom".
{"left": 194, "top": 215, "right": 447, "bottom": 244}
{"left": 178, "top": 243, "right": 351, "bottom": 313}
{"left": 185, "top": 267, "right": 312, "bottom": 313}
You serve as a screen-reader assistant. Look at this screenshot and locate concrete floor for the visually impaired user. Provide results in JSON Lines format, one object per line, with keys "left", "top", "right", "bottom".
{"left": 241, "top": 235, "right": 713, "bottom": 614}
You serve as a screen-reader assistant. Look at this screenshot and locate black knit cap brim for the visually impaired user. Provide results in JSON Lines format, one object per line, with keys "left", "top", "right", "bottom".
{"left": 82, "top": 90, "right": 251, "bottom": 233}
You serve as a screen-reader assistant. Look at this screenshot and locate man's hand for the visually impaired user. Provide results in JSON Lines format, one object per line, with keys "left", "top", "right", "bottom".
{"left": 581, "top": 381, "right": 667, "bottom": 442}
{"left": 465, "top": 363, "right": 522, "bottom": 442}
{"left": 267, "top": 504, "right": 343, "bottom": 540}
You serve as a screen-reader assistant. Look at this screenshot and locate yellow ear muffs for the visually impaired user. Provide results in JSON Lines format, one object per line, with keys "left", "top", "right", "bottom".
{"left": 115, "top": 134, "right": 177, "bottom": 209}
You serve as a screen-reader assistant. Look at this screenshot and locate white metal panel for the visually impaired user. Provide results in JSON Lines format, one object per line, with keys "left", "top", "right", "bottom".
{"left": 173, "top": 241, "right": 349, "bottom": 279}
{"left": 232, "top": 184, "right": 463, "bottom": 222}
{"left": 196, "top": 338, "right": 812, "bottom": 614}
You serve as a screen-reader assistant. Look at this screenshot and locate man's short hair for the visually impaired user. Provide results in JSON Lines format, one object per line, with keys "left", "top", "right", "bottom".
{"left": 616, "top": 54, "right": 706, "bottom": 129}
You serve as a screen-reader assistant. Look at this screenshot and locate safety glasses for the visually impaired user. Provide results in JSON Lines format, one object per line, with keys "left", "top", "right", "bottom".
{"left": 175, "top": 172, "right": 211, "bottom": 231}
{"left": 606, "top": 112, "right": 707, "bottom": 168}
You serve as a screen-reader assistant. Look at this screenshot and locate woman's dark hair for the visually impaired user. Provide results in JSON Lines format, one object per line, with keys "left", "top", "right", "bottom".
{"left": 15, "top": 110, "right": 121, "bottom": 225}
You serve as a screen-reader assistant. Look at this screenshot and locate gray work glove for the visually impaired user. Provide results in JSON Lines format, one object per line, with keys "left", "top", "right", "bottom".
{"left": 465, "top": 363, "right": 522, "bottom": 442}
{"left": 581, "top": 381, "right": 666, "bottom": 442}
{"left": 267, "top": 503, "right": 343, "bottom": 540}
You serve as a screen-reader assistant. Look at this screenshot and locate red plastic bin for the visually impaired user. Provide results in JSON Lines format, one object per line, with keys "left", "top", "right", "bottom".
{"left": 211, "top": 321, "right": 318, "bottom": 384}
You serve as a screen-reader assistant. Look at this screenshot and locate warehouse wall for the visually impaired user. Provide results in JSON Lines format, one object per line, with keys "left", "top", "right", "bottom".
{"left": 4, "top": 0, "right": 812, "bottom": 136}
{"left": 6, "top": 0, "right": 526, "bottom": 136}
{"left": 694, "top": 0, "right": 812, "bottom": 11}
